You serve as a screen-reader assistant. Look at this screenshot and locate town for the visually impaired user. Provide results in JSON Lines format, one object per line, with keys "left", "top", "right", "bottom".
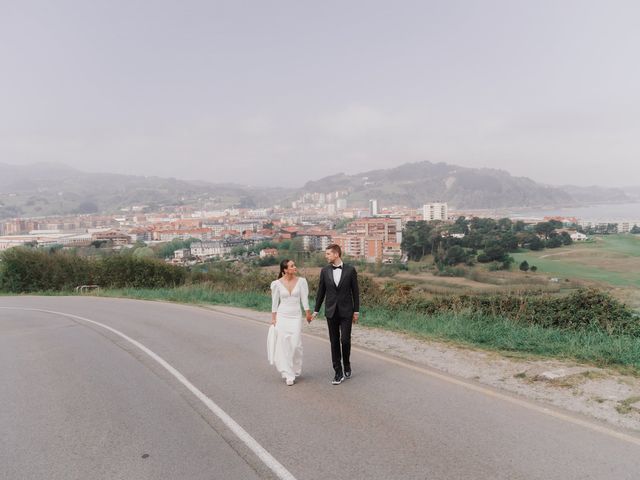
{"left": 1, "top": 192, "right": 639, "bottom": 265}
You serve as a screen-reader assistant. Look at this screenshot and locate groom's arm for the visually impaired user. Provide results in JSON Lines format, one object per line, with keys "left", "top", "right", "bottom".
{"left": 313, "top": 270, "right": 326, "bottom": 315}
{"left": 351, "top": 267, "right": 360, "bottom": 314}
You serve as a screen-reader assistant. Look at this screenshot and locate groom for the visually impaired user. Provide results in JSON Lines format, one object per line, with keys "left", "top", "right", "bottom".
{"left": 312, "top": 244, "right": 360, "bottom": 385}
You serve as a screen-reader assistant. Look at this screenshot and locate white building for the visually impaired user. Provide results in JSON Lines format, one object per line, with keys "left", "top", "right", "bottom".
{"left": 618, "top": 221, "right": 640, "bottom": 233}
{"left": 336, "top": 199, "right": 347, "bottom": 211}
{"left": 190, "top": 241, "right": 230, "bottom": 259}
{"left": 174, "top": 248, "right": 190, "bottom": 259}
{"left": 423, "top": 202, "right": 448, "bottom": 221}
{"left": 570, "top": 232, "right": 588, "bottom": 241}
{"left": 369, "top": 199, "right": 378, "bottom": 217}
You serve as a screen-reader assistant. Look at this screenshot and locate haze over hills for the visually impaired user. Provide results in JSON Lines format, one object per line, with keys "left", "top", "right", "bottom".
{"left": 302, "top": 161, "right": 632, "bottom": 209}
{"left": 0, "top": 161, "right": 635, "bottom": 220}
{"left": 0, "top": 162, "right": 284, "bottom": 220}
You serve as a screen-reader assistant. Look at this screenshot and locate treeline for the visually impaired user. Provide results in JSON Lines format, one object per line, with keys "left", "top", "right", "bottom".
{"left": 0, "top": 247, "right": 186, "bottom": 292}
{"left": 401, "top": 217, "right": 573, "bottom": 268}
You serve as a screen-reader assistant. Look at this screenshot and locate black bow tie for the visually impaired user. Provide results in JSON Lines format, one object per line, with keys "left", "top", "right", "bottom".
{"left": 332, "top": 265, "right": 343, "bottom": 270}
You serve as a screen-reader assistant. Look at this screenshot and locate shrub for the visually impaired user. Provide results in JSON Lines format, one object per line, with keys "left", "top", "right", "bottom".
{"left": 0, "top": 247, "right": 185, "bottom": 291}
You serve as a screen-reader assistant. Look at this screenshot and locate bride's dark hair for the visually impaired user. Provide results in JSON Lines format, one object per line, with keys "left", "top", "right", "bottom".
{"left": 278, "top": 259, "right": 292, "bottom": 279}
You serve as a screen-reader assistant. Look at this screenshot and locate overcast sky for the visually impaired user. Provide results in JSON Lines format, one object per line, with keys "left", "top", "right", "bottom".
{"left": 1, "top": 1, "right": 639, "bottom": 188}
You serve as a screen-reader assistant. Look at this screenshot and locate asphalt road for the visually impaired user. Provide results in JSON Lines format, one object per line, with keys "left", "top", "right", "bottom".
{"left": 1, "top": 296, "right": 639, "bottom": 480}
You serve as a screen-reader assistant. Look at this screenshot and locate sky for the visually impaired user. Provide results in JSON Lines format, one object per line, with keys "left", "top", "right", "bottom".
{"left": 1, "top": 0, "right": 639, "bottom": 188}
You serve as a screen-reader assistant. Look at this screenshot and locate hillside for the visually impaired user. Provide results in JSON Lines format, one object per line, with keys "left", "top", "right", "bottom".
{"left": 0, "top": 161, "right": 634, "bottom": 219}
{"left": 302, "top": 161, "right": 589, "bottom": 209}
{"left": 0, "top": 163, "right": 283, "bottom": 219}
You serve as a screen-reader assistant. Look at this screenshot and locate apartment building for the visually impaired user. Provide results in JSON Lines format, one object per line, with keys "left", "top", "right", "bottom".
{"left": 153, "top": 228, "right": 213, "bottom": 242}
{"left": 423, "top": 202, "right": 448, "bottom": 221}
{"left": 92, "top": 231, "right": 132, "bottom": 246}
{"left": 332, "top": 234, "right": 401, "bottom": 263}
{"left": 298, "top": 231, "right": 333, "bottom": 251}
{"left": 347, "top": 217, "right": 399, "bottom": 243}
{"left": 369, "top": 199, "right": 378, "bottom": 217}
{"left": 190, "top": 240, "right": 230, "bottom": 259}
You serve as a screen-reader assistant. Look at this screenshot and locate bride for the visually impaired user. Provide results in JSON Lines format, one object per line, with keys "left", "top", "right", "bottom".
{"left": 268, "top": 259, "right": 312, "bottom": 385}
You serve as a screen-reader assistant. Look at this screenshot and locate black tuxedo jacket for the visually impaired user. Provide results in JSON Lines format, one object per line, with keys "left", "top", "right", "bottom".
{"left": 314, "top": 263, "right": 360, "bottom": 319}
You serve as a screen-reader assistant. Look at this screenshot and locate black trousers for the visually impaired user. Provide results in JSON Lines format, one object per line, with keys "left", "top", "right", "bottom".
{"left": 327, "top": 314, "right": 352, "bottom": 374}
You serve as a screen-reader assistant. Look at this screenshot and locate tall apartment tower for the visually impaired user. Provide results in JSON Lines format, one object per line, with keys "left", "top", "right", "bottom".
{"left": 422, "top": 202, "right": 448, "bottom": 221}
{"left": 369, "top": 199, "right": 379, "bottom": 217}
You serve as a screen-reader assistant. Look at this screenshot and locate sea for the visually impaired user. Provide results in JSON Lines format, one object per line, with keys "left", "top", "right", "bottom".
{"left": 458, "top": 202, "right": 640, "bottom": 222}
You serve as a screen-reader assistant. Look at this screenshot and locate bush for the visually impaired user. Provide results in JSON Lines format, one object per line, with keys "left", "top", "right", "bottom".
{"left": 398, "top": 288, "right": 639, "bottom": 336}
{"left": 0, "top": 247, "right": 186, "bottom": 292}
{"left": 0, "top": 247, "right": 92, "bottom": 292}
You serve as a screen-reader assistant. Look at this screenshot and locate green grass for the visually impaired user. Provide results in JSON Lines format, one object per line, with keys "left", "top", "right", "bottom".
{"left": 511, "top": 252, "right": 640, "bottom": 287}
{"left": 80, "top": 286, "right": 640, "bottom": 374}
{"left": 360, "top": 308, "right": 640, "bottom": 372}
{"left": 94, "top": 286, "right": 273, "bottom": 311}
{"left": 511, "top": 235, "right": 640, "bottom": 288}
{"left": 598, "top": 235, "right": 640, "bottom": 257}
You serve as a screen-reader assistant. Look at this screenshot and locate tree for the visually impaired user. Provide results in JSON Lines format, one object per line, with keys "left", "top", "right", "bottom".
{"left": 513, "top": 220, "right": 527, "bottom": 232}
{"left": 534, "top": 221, "right": 556, "bottom": 240}
{"left": 530, "top": 265, "right": 538, "bottom": 272}
{"left": 560, "top": 231, "right": 573, "bottom": 245}
{"left": 443, "top": 245, "right": 468, "bottom": 266}
{"left": 519, "top": 260, "right": 530, "bottom": 272}
{"left": 450, "top": 216, "right": 469, "bottom": 235}
{"left": 527, "top": 236, "right": 545, "bottom": 251}
{"left": 156, "top": 238, "right": 199, "bottom": 259}
{"left": 497, "top": 217, "right": 513, "bottom": 232}
{"left": 289, "top": 237, "right": 305, "bottom": 253}
{"left": 482, "top": 243, "right": 508, "bottom": 262}
{"left": 278, "top": 240, "right": 292, "bottom": 250}
{"left": 133, "top": 246, "right": 155, "bottom": 259}
{"left": 546, "top": 236, "right": 563, "bottom": 248}
{"left": 499, "top": 232, "right": 519, "bottom": 252}
{"left": 470, "top": 217, "right": 497, "bottom": 234}
{"left": 548, "top": 219, "right": 563, "bottom": 230}
{"left": 632, "top": 225, "right": 640, "bottom": 234}
{"left": 401, "top": 221, "right": 436, "bottom": 261}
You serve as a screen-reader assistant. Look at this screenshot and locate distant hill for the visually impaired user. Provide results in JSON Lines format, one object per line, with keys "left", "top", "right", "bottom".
{"left": 0, "top": 161, "right": 634, "bottom": 220}
{"left": 301, "top": 161, "right": 612, "bottom": 209}
{"left": 0, "top": 163, "right": 283, "bottom": 220}
{"left": 560, "top": 185, "right": 631, "bottom": 204}
{"left": 622, "top": 186, "right": 640, "bottom": 202}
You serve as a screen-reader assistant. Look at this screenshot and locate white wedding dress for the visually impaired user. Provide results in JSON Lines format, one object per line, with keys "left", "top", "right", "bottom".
{"left": 269, "top": 277, "right": 309, "bottom": 383}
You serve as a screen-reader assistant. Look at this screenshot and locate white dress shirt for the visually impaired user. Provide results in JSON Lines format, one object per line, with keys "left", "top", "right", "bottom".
{"left": 332, "top": 262, "right": 343, "bottom": 286}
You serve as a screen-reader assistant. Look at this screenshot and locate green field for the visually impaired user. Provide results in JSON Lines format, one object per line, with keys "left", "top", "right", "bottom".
{"left": 511, "top": 235, "right": 640, "bottom": 289}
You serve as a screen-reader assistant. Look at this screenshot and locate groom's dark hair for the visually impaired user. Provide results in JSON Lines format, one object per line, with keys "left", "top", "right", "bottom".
{"left": 326, "top": 244, "right": 342, "bottom": 257}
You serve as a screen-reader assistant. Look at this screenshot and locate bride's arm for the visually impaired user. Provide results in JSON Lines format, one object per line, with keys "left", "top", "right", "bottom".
{"left": 270, "top": 281, "right": 279, "bottom": 325}
{"left": 300, "top": 278, "right": 311, "bottom": 321}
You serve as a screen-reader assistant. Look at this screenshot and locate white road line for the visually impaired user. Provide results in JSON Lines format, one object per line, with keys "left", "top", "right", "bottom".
{"left": 209, "top": 306, "right": 640, "bottom": 448}
{"left": 0, "top": 306, "right": 297, "bottom": 480}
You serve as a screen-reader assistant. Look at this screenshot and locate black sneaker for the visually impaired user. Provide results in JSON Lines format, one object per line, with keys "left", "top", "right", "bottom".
{"left": 332, "top": 372, "right": 345, "bottom": 385}
{"left": 344, "top": 370, "right": 352, "bottom": 379}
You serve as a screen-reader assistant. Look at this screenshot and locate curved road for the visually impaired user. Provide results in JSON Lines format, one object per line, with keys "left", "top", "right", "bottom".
{"left": 1, "top": 296, "right": 639, "bottom": 480}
